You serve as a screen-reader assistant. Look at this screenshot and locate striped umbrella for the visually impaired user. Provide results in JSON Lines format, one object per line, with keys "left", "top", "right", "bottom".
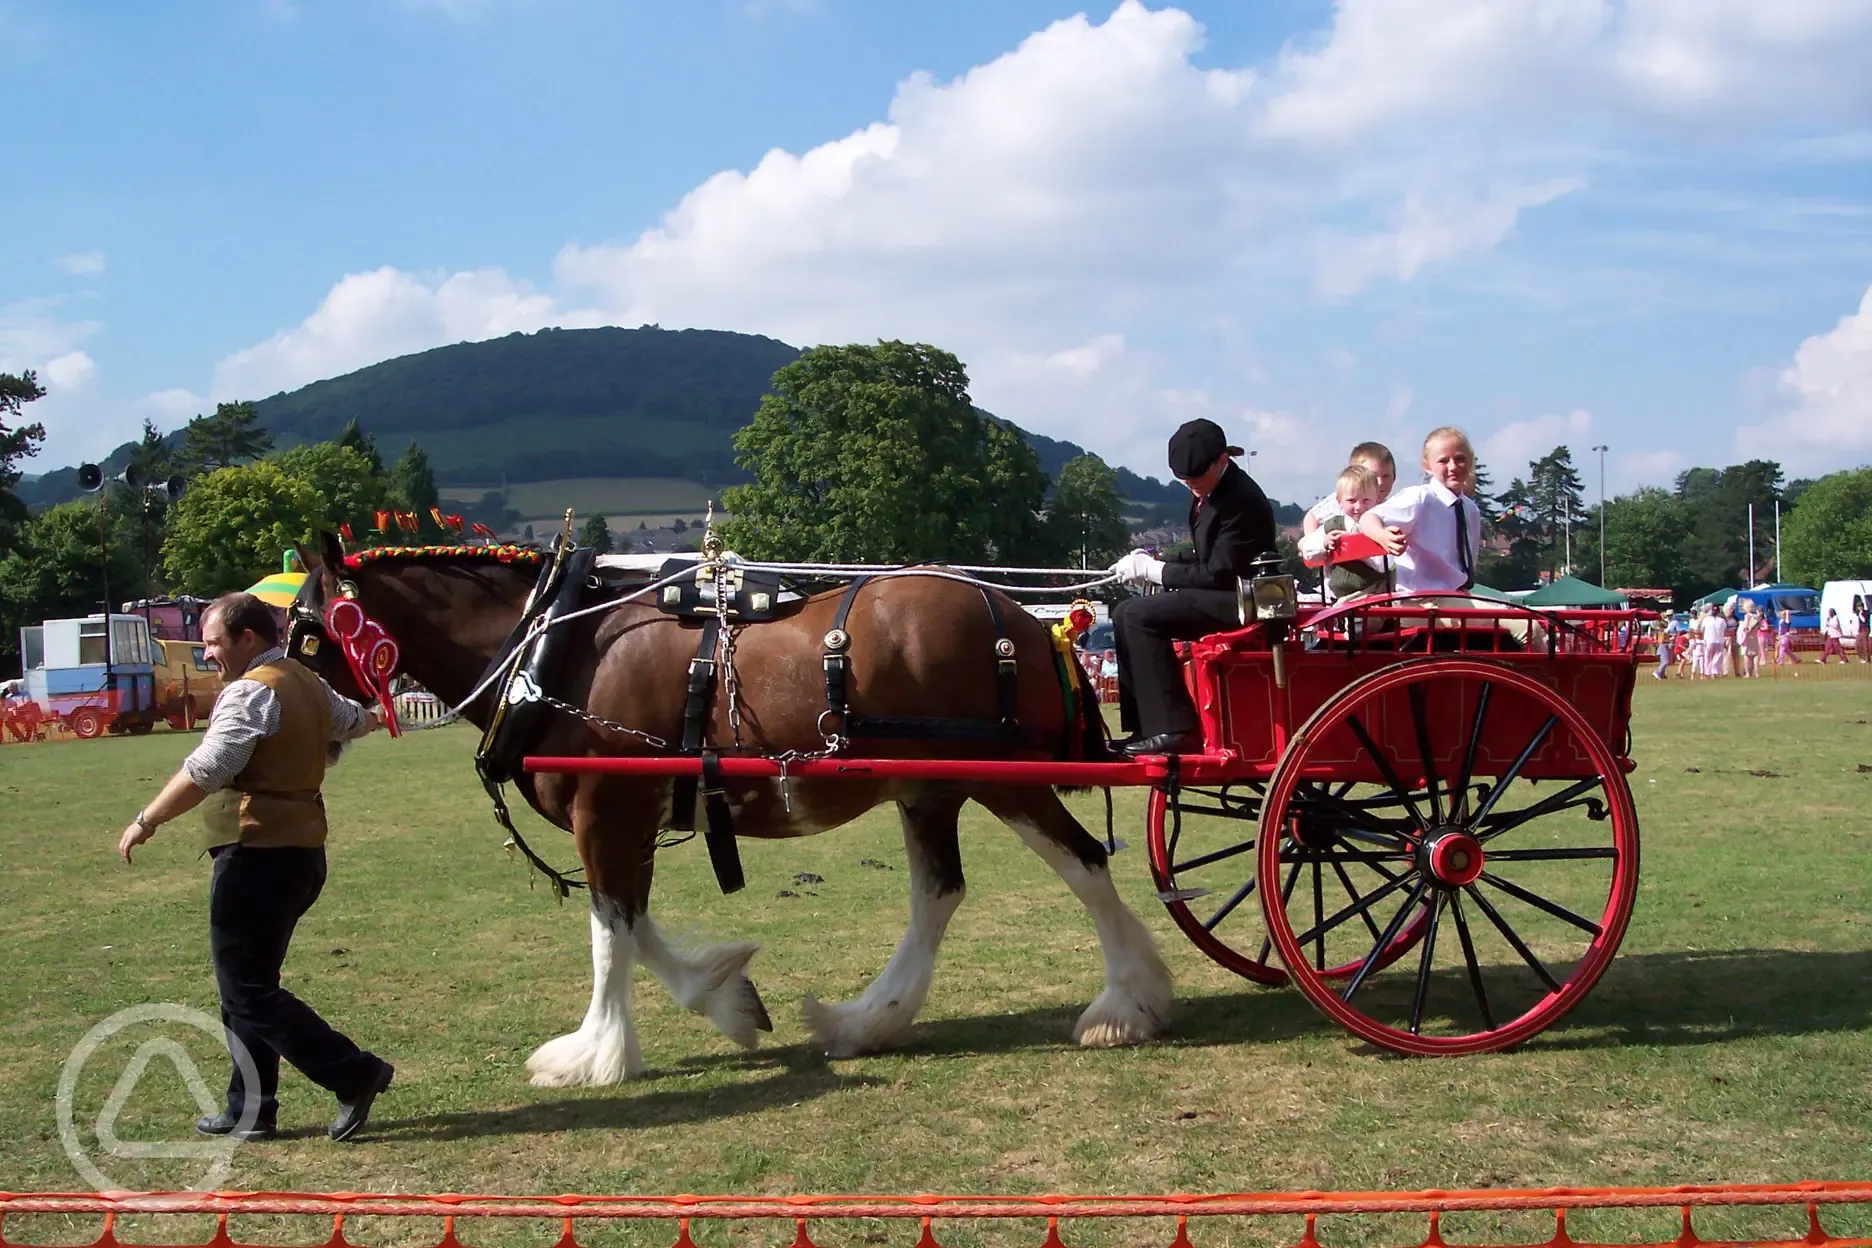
{"left": 245, "top": 571, "right": 308, "bottom": 607}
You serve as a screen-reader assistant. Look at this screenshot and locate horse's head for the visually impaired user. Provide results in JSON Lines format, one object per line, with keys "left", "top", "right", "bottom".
{"left": 287, "top": 531, "right": 405, "bottom": 731}
{"left": 287, "top": 531, "right": 549, "bottom": 730}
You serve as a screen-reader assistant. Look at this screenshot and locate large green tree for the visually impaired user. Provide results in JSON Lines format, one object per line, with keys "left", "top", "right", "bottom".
{"left": 161, "top": 461, "right": 324, "bottom": 595}
{"left": 1781, "top": 468, "right": 1872, "bottom": 586}
{"left": 337, "top": 417, "right": 386, "bottom": 476}
{"left": 1589, "top": 487, "right": 1691, "bottom": 594}
{"left": 276, "top": 443, "right": 393, "bottom": 535}
{"left": 578, "top": 513, "right": 620, "bottom": 554}
{"left": 1, "top": 369, "right": 48, "bottom": 559}
{"left": 0, "top": 500, "right": 145, "bottom": 674}
{"left": 721, "top": 342, "right": 1049, "bottom": 563}
{"left": 1526, "top": 447, "right": 1585, "bottom": 575}
{"left": 178, "top": 401, "right": 273, "bottom": 473}
{"left": 1045, "top": 454, "right": 1128, "bottom": 568}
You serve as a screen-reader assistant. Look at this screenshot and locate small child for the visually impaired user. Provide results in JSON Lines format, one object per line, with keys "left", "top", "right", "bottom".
{"left": 1359, "top": 427, "right": 1481, "bottom": 594}
{"left": 1303, "top": 441, "right": 1397, "bottom": 536}
{"left": 1821, "top": 609, "right": 1846, "bottom": 662}
{"left": 1297, "top": 463, "right": 1390, "bottom": 601}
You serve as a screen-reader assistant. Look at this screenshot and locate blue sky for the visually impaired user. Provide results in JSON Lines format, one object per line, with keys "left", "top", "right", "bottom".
{"left": 4, "top": 0, "right": 1870, "bottom": 502}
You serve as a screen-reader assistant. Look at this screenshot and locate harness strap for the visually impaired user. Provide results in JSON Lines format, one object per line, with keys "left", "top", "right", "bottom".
{"left": 821, "top": 576, "right": 870, "bottom": 738}
{"left": 978, "top": 586, "right": 1021, "bottom": 726}
{"left": 699, "top": 750, "right": 743, "bottom": 894}
{"left": 667, "top": 616, "right": 721, "bottom": 834}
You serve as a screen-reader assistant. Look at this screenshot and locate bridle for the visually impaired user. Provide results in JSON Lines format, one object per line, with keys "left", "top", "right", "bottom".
{"left": 287, "top": 572, "right": 405, "bottom": 737}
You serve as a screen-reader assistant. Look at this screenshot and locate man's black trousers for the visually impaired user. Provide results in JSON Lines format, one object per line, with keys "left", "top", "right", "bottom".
{"left": 1112, "top": 588, "right": 1241, "bottom": 737}
{"left": 209, "top": 844, "right": 380, "bottom": 1122}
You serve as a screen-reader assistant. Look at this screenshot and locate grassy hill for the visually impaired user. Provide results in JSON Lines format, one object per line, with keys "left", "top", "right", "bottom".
{"left": 19, "top": 326, "right": 1222, "bottom": 513}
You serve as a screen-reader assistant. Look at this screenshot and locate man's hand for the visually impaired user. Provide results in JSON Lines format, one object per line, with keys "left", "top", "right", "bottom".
{"left": 1108, "top": 550, "right": 1165, "bottom": 588}
{"left": 1372, "top": 525, "right": 1408, "bottom": 557}
{"left": 364, "top": 705, "right": 387, "bottom": 734}
{"left": 119, "top": 818, "right": 156, "bottom": 865}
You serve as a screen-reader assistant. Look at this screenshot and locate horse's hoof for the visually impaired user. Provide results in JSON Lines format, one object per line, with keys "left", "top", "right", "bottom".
{"left": 1073, "top": 991, "right": 1171, "bottom": 1048}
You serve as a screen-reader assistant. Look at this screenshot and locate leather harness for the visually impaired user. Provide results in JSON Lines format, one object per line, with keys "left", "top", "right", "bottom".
{"left": 473, "top": 549, "right": 1048, "bottom": 899}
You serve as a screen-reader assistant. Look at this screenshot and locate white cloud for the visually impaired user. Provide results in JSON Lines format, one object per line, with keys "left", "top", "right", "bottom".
{"left": 40, "top": 351, "right": 97, "bottom": 392}
{"left": 0, "top": 297, "right": 102, "bottom": 370}
{"left": 55, "top": 251, "right": 106, "bottom": 277}
{"left": 1481, "top": 408, "right": 1596, "bottom": 478}
{"left": 1316, "top": 180, "right": 1581, "bottom": 298}
{"left": 1736, "top": 283, "right": 1872, "bottom": 474}
{"left": 211, "top": 266, "right": 569, "bottom": 401}
{"left": 189, "top": 0, "right": 1872, "bottom": 501}
{"left": 1384, "top": 384, "right": 1414, "bottom": 425}
{"left": 1260, "top": 0, "right": 1872, "bottom": 143}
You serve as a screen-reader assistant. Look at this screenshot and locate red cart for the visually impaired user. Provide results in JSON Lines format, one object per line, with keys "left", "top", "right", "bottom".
{"left": 529, "top": 591, "right": 1641, "bottom": 1057}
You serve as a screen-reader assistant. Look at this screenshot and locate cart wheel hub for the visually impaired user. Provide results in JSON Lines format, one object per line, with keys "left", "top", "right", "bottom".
{"left": 1424, "top": 829, "right": 1485, "bottom": 887}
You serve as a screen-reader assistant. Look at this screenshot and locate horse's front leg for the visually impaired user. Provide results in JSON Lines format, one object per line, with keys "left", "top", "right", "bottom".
{"left": 525, "top": 778, "right": 657, "bottom": 1087}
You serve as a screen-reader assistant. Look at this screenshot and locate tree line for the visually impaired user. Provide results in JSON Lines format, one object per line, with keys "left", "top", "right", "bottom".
{"left": 0, "top": 382, "right": 461, "bottom": 674}
{"left": 1472, "top": 446, "right": 1868, "bottom": 599}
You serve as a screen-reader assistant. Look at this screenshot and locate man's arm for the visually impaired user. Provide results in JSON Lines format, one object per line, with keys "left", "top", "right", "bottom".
{"left": 325, "top": 682, "right": 383, "bottom": 744}
{"left": 118, "top": 680, "right": 275, "bottom": 864}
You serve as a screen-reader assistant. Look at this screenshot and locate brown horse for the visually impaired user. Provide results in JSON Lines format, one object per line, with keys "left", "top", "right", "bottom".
{"left": 295, "top": 532, "right": 1171, "bottom": 1086}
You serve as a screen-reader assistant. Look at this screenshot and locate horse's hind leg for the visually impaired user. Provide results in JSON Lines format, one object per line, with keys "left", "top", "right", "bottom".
{"left": 805, "top": 786, "right": 968, "bottom": 1058}
{"left": 635, "top": 915, "right": 773, "bottom": 1050}
{"left": 974, "top": 785, "right": 1173, "bottom": 1047}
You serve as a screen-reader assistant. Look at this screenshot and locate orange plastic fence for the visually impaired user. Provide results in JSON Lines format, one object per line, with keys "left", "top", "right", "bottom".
{"left": 4, "top": 1185, "right": 1872, "bottom": 1248}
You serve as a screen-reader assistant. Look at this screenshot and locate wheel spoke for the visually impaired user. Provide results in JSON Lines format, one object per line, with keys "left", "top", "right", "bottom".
{"left": 1408, "top": 684, "right": 1444, "bottom": 825}
{"left": 1463, "top": 883, "right": 1561, "bottom": 992}
{"left": 1479, "top": 870, "right": 1604, "bottom": 936}
{"left": 1200, "top": 876, "right": 1258, "bottom": 932}
{"left": 1449, "top": 892, "right": 1496, "bottom": 1031}
{"left": 1484, "top": 847, "right": 1618, "bottom": 862}
{"left": 1341, "top": 876, "right": 1431, "bottom": 1001}
{"left": 1466, "top": 714, "right": 1559, "bottom": 828}
{"left": 1329, "top": 858, "right": 1386, "bottom": 941}
{"left": 1290, "top": 867, "right": 1415, "bottom": 949}
{"left": 1409, "top": 891, "right": 1446, "bottom": 1035}
{"left": 1312, "top": 861, "right": 1326, "bottom": 970}
{"left": 1292, "top": 786, "right": 1416, "bottom": 848}
{"left": 1173, "top": 837, "right": 1259, "bottom": 874}
{"left": 1476, "top": 777, "right": 1606, "bottom": 843}
{"left": 1346, "top": 714, "right": 1431, "bottom": 835}
{"left": 1453, "top": 682, "right": 1493, "bottom": 823}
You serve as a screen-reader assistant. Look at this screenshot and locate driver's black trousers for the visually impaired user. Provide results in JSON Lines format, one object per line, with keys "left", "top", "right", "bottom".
{"left": 1112, "top": 588, "right": 1240, "bottom": 738}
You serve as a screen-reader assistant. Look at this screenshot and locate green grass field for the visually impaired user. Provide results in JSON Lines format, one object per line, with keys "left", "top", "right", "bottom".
{"left": 3, "top": 680, "right": 1871, "bottom": 1246}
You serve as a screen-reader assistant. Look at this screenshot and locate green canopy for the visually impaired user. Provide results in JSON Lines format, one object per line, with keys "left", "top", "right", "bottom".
{"left": 1692, "top": 586, "right": 1739, "bottom": 607}
{"left": 1464, "top": 584, "right": 1517, "bottom": 603}
{"left": 1522, "top": 575, "right": 1627, "bottom": 608}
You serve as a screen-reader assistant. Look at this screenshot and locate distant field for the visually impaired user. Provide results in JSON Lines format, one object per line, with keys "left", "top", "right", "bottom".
{"left": 440, "top": 478, "right": 718, "bottom": 519}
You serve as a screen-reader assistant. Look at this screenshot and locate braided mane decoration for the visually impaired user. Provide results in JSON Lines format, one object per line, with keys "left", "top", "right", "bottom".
{"left": 342, "top": 544, "right": 546, "bottom": 569}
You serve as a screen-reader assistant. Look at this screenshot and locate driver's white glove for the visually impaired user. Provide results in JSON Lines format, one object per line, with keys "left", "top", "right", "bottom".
{"left": 1109, "top": 550, "right": 1165, "bottom": 587}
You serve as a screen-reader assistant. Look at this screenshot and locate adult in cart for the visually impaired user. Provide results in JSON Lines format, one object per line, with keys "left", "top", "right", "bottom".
{"left": 1106, "top": 418, "right": 1276, "bottom": 756}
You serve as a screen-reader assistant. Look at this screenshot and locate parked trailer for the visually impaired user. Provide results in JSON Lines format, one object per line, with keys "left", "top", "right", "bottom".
{"left": 17, "top": 614, "right": 161, "bottom": 739}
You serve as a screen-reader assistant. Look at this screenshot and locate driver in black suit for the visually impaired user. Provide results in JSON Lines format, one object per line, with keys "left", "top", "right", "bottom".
{"left": 1108, "top": 419, "right": 1276, "bottom": 756}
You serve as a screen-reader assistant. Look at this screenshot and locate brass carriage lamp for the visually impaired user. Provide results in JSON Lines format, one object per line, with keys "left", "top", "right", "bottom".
{"left": 1238, "top": 553, "right": 1297, "bottom": 627}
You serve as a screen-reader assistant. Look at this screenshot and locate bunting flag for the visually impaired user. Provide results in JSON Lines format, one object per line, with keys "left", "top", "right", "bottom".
{"left": 443, "top": 513, "right": 465, "bottom": 534}
{"left": 374, "top": 509, "right": 393, "bottom": 532}
{"left": 339, "top": 521, "right": 354, "bottom": 542}
{"left": 469, "top": 521, "right": 496, "bottom": 538}
{"left": 430, "top": 506, "right": 447, "bottom": 529}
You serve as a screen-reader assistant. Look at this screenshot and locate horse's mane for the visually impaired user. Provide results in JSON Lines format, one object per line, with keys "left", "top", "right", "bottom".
{"left": 342, "top": 544, "right": 548, "bottom": 570}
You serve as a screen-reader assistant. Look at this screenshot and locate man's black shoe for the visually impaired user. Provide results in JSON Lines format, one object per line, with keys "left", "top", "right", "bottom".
{"left": 1121, "top": 730, "right": 1199, "bottom": 757}
{"left": 194, "top": 1112, "right": 276, "bottom": 1141}
{"left": 329, "top": 1060, "right": 394, "bottom": 1142}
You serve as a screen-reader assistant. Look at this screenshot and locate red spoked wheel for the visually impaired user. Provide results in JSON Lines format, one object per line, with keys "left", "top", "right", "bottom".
{"left": 1147, "top": 781, "right": 1430, "bottom": 987}
{"left": 67, "top": 708, "right": 106, "bottom": 739}
{"left": 1257, "top": 658, "right": 1639, "bottom": 1055}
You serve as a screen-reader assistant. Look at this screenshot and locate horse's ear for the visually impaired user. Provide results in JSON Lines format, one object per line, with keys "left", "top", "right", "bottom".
{"left": 292, "top": 541, "right": 320, "bottom": 574}
{"left": 319, "top": 530, "right": 347, "bottom": 572}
